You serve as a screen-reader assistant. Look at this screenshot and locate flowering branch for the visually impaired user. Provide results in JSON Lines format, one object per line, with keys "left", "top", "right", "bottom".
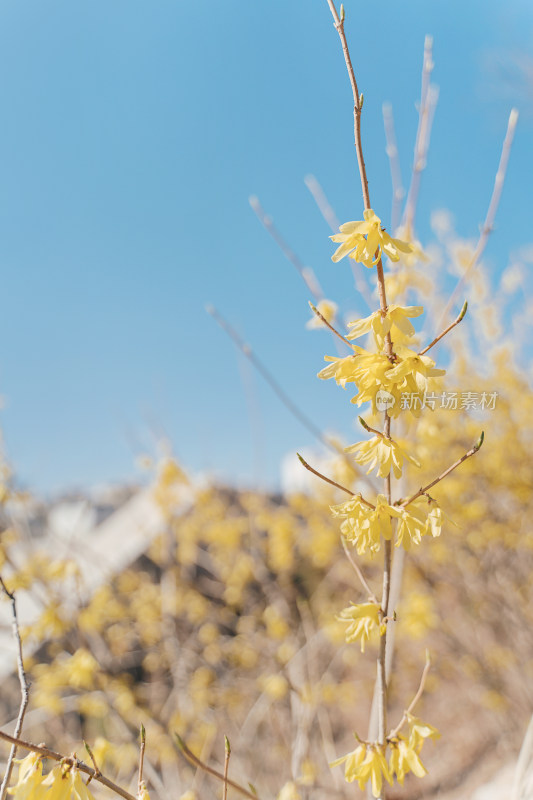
{"left": 0, "top": 730, "right": 136, "bottom": 800}
{"left": 418, "top": 301, "right": 467, "bottom": 356}
{"left": 399, "top": 432, "right": 484, "bottom": 508}
{"left": 175, "top": 735, "right": 259, "bottom": 800}
{"left": 0, "top": 579, "right": 30, "bottom": 800}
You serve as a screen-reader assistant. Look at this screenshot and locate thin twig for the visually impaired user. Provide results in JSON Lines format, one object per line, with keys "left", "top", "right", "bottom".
{"left": 138, "top": 725, "right": 146, "bottom": 796}
{"left": 437, "top": 108, "right": 519, "bottom": 329}
{"left": 206, "top": 305, "right": 328, "bottom": 448}
{"left": 84, "top": 743, "right": 101, "bottom": 786}
{"left": 223, "top": 736, "right": 231, "bottom": 800}
{"left": 403, "top": 36, "right": 439, "bottom": 235}
{"left": 0, "top": 730, "right": 136, "bottom": 800}
{"left": 207, "top": 304, "right": 378, "bottom": 493}
{"left": 388, "top": 652, "right": 431, "bottom": 739}
{"left": 175, "top": 735, "right": 258, "bottom": 800}
{"left": 0, "top": 579, "right": 30, "bottom": 800}
{"left": 399, "top": 432, "right": 484, "bottom": 508}
{"left": 341, "top": 537, "right": 378, "bottom": 604}
{"left": 309, "top": 302, "right": 351, "bottom": 346}
{"left": 297, "top": 453, "right": 374, "bottom": 508}
{"left": 418, "top": 301, "right": 467, "bottom": 356}
{"left": 249, "top": 195, "right": 323, "bottom": 301}
{"left": 382, "top": 103, "right": 405, "bottom": 233}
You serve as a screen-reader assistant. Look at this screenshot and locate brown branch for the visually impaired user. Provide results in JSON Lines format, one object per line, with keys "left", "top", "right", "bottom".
{"left": 437, "top": 107, "right": 519, "bottom": 329}
{"left": 175, "top": 735, "right": 258, "bottom": 800}
{"left": 297, "top": 453, "right": 375, "bottom": 508}
{"left": 0, "top": 730, "right": 136, "bottom": 800}
{"left": 400, "top": 432, "right": 484, "bottom": 508}
{"left": 341, "top": 537, "right": 378, "bottom": 604}
{"left": 223, "top": 736, "right": 231, "bottom": 800}
{"left": 137, "top": 725, "right": 146, "bottom": 796}
{"left": 418, "top": 301, "right": 467, "bottom": 356}
{"left": 308, "top": 302, "right": 351, "bottom": 346}
{"left": 0, "top": 579, "right": 30, "bottom": 800}
{"left": 388, "top": 652, "right": 431, "bottom": 740}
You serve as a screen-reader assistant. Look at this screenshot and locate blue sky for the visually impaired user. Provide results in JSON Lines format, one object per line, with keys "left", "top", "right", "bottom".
{"left": 0, "top": 0, "right": 531, "bottom": 495}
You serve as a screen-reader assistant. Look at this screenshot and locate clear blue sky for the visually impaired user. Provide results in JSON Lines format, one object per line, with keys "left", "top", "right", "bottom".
{"left": 0, "top": 0, "right": 531, "bottom": 495}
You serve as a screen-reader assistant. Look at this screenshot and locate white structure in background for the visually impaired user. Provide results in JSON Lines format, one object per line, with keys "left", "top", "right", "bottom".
{"left": 0, "top": 481, "right": 195, "bottom": 679}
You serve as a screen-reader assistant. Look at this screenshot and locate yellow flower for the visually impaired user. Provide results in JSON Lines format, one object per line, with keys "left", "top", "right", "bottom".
{"left": 389, "top": 736, "right": 427, "bottom": 784}
{"left": 346, "top": 305, "right": 423, "bottom": 345}
{"left": 386, "top": 345, "right": 446, "bottom": 395}
{"left": 332, "top": 495, "right": 402, "bottom": 556}
{"left": 332, "top": 743, "right": 392, "bottom": 797}
{"left": 345, "top": 435, "right": 420, "bottom": 480}
{"left": 7, "top": 753, "right": 46, "bottom": 800}
{"left": 337, "top": 602, "right": 382, "bottom": 652}
{"left": 306, "top": 299, "right": 338, "bottom": 330}
{"left": 396, "top": 499, "right": 442, "bottom": 550}
{"left": 330, "top": 209, "right": 413, "bottom": 268}
{"left": 407, "top": 713, "right": 440, "bottom": 752}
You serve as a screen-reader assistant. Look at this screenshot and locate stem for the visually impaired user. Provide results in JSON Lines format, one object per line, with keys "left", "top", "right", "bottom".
{"left": 341, "top": 537, "right": 378, "bottom": 604}
{"left": 437, "top": 108, "right": 518, "bottom": 329}
{"left": 388, "top": 653, "right": 431, "bottom": 740}
{"left": 175, "top": 735, "right": 258, "bottom": 800}
{"left": 223, "top": 736, "right": 231, "bottom": 800}
{"left": 0, "top": 731, "right": 136, "bottom": 800}
{"left": 137, "top": 725, "right": 146, "bottom": 796}
{"left": 309, "top": 302, "right": 352, "bottom": 346}
{"left": 0, "top": 580, "right": 30, "bottom": 800}
{"left": 296, "top": 452, "right": 375, "bottom": 508}
{"left": 399, "top": 432, "right": 484, "bottom": 508}
{"left": 418, "top": 301, "right": 467, "bottom": 356}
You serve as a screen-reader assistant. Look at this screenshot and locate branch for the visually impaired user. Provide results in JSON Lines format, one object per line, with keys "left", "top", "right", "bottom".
{"left": 341, "top": 537, "right": 378, "bottom": 604}
{"left": 0, "top": 731, "right": 136, "bottom": 800}
{"left": 308, "top": 302, "right": 351, "bottom": 346}
{"left": 418, "top": 300, "right": 467, "bottom": 356}
{"left": 399, "top": 432, "right": 484, "bottom": 508}
{"left": 137, "top": 725, "right": 146, "bottom": 796}
{"left": 382, "top": 103, "right": 405, "bottom": 233}
{"left": 249, "top": 195, "right": 323, "bottom": 301}
{"left": 223, "top": 736, "right": 231, "bottom": 800}
{"left": 388, "top": 652, "right": 431, "bottom": 740}
{"left": 296, "top": 452, "right": 374, "bottom": 508}
{"left": 437, "top": 107, "right": 519, "bottom": 328}
{"left": 403, "top": 36, "right": 439, "bottom": 235}
{"left": 175, "top": 735, "right": 259, "bottom": 800}
{"left": 0, "top": 579, "right": 30, "bottom": 800}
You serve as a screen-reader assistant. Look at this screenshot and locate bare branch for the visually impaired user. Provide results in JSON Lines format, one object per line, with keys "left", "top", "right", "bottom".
{"left": 341, "top": 537, "right": 378, "bottom": 604}
{"left": 0, "top": 579, "right": 30, "bottom": 800}
{"left": 249, "top": 195, "right": 323, "bottom": 301}
{"left": 382, "top": 103, "right": 405, "bottom": 233}
{"left": 418, "top": 301, "right": 468, "bottom": 356}
{"left": 297, "top": 452, "right": 375, "bottom": 508}
{"left": 399, "top": 432, "right": 484, "bottom": 508}
{"left": 175, "top": 735, "right": 259, "bottom": 800}
{"left": 388, "top": 651, "right": 431, "bottom": 739}
{"left": 437, "top": 108, "right": 519, "bottom": 328}
{"left": 308, "top": 302, "right": 351, "bottom": 346}
{"left": 403, "top": 36, "right": 439, "bottom": 235}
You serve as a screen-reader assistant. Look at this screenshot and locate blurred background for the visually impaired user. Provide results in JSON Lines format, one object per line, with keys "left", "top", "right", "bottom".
{"left": 0, "top": 0, "right": 530, "bottom": 494}
{"left": 0, "top": 3, "right": 532, "bottom": 800}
